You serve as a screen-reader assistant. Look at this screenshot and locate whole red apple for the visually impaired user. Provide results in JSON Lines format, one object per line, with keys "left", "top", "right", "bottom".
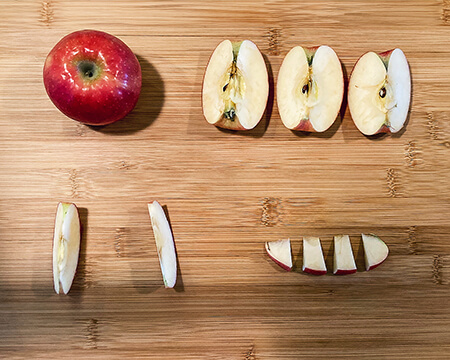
{"left": 43, "top": 30, "right": 142, "bottom": 126}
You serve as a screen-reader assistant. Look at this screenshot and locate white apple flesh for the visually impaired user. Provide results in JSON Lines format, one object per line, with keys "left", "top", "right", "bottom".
{"left": 302, "top": 237, "right": 327, "bottom": 275}
{"left": 53, "top": 202, "right": 80, "bottom": 294}
{"left": 333, "top": 235, "right": 357, "bottom": 275}
{"left": 277, "top": 45, "right": 344, "bottom": 132}
{"left": 362, "top": 233, "right": 389, "bottom": 271}
{"left": 202, "top": 40, "right": 269, "bottom": 130}
{"left": 148, "top": 201, "right": 177, "bottom": 288}
{"left": 265, "top": 239, "right": 293, "bottom": 271}
{"left": 348, "top": 48, "right": 411, "bottom": 135}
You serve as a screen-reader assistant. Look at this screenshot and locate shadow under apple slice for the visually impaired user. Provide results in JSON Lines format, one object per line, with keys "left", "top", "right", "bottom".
{"left": 68, "top": 206, "right": 89, "bottom": 301}
{"left": 161, "top": 204, "right": 184, "bottom": 293}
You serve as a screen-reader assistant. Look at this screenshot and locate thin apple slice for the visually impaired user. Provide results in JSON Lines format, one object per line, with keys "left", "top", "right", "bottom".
{"left": 202, "top": 39, "right": 269, "bottom": 130}
{"left": 53, "top": 202, "right": 81, "bottom": 294}
{"left": 277, "top": 45, "right": 344, "bottom": 132}
{"left": 302, "top": 237, "right": 327, "bottom": 275}
{"left": 362, "top": 233, "right": 389, "bottom": 271}
{"left": 333, "top": 235, "right": 357, "bottom": 275}
{"left": 265, "top": 239, "right": 292, "bottom": 271}
{"left": 348, "top": 48, "right": 411, "bottom": 135}
{"left": 148, "top": 201, "right": 177, "bottom": 288}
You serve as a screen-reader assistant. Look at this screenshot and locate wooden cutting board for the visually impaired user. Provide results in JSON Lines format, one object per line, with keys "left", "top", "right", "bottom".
{"left": 1, "top": 1, "right": 450, "bottom": 358}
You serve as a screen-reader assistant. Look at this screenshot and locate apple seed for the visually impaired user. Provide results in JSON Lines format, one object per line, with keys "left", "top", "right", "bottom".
{"left": 301, "top": 83, "right": 309, "bottom": 94}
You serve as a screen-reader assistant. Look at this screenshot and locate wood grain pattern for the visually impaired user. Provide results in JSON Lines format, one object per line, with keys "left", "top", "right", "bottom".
{"left": 1, "top": 0, "right": 450, "bottom": 358}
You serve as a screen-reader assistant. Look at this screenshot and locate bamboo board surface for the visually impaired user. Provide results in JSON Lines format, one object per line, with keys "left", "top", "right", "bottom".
{"left": 1, "top": 1, "right": 450, "bottom": 358}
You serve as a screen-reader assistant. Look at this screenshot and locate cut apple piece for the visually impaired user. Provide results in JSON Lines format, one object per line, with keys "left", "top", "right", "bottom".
{"left": 333, "top": 235, "right": 357, "bottom": 275}
{"left": 148, "top": 201, "right": 177, "bottom": 288}
{"left": 348, "top": 48, "right": 411, "bottom": 135}
{"left": 302, "top": 237, "right": 327, "bottom": 275}
{"left": 53, "top": 202, "right": 81, "bottom": 294}
{"left": 202, "top": 39, "right": 269, "bottom": 130}
{"left": 362, "top": 233, "right": 389, "bottom": 271}
{"left": 265, "top": 239, "right": 292, "bottom": 271}
{"left": 277, "top": 45, "right": 344, "bottom": 132}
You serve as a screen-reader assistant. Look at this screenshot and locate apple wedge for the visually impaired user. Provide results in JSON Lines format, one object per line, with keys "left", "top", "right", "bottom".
{"left": 302, "top": 237, "right": 327, "bottom": 275}
{"left": 53, "top": 202, "right": 81, "bottom": 294}
{"left": 202, "top": 39, "right": 269, "bottom": 130}
{"left": 348, "top": 48, "right": 411, "bottom": 135}
{"left": 277, "top": 45, "right": 344, "bottom": 132}
{"left": 265, "top": 239, "right": 292, "bottom": 271}
{"left": 333, "top": 235, "right": 357, "bottom": 275}
{"left": 148, "top": 201, "right": 177, "bottom": 288}
{"left": 362, "top": 233, "right": 389, "bottom": 271}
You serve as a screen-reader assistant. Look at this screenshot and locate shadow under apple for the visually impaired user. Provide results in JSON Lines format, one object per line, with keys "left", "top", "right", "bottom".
{"left": 91, "top": 54, "right": 165, "bottom": 135}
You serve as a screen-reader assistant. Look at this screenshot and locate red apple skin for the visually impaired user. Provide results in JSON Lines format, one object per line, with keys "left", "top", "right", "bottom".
{"left": 377, "top": 124, "right": 391, "bottom": 134}
{"left": 367, "top": 258, "right": 387, "bottom": 271}
{"left": 293, "top": 119, "right": 315, "bottom": 132}
{"left": 267, "top": 253, "right": 292, "bottom": 271}
{"left": 303, "top": 46, "right": 320, "bottom": 59}
{"left": 303, "top": 267, "right": 327, "bottom": 276}
{"left": 334, "top": 268, "right": 357, "bottom": 275}
{"left": 43, "top": 30, "right": 142, "bottom": 126}
{"left": 367, "top": 261, "right": 384, "bottom": 271}
{"left": 378, "top": 49, "right": 395, "bottom": 61}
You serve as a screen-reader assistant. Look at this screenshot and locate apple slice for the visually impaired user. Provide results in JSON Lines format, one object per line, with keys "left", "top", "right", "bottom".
{"left": 333, "top": 235, "right": 357, "bottom": 275}
{"left": 362, "top": 233, "right": 389, "bottom": 271}
{"left": 202, "top": 39, "right": 269, "bottom": 130}
{"left": 265, "top": 239, "right": 292, "bottom": 271}
{"left": 277, "top": 45, "right": 344, "bottom": 132}
{"left": 53, "top": 202, "right": 81, "bottom": 294}
{"left": 148, "top": 201, "right": 177, "bottom": 288}
{"left": 302, "top": 237, "right": 327, "bottom": 275}
{"left": 348, "top": 48, "right": 411, "bottom": 135}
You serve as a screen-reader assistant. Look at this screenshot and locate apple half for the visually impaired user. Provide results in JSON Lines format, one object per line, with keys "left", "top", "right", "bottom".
{"left": 348, "top": 48, "right": 411, "bottom": 135}
{"left": 53, "top": 202, "right": 81, "bottom": 294}
{"left": 265, "top": 239, "right": 292, "bottom": 271}
{"left": 333, "top": 235, "right": 357, "bottom": 275}
{"left": 362, "top": 233, "right": 389, "bottom": 271}
{"left": 202, "top": 40, "right": 269, "bottom": 130}
{"left": 302, "top": 237, "right": 327, "bottom": 275}
{"left": 148, "top": 201, "right": 177, "bottom": 288}
{"left": 277, "top": 45, "right": 344, "bottom": 132}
